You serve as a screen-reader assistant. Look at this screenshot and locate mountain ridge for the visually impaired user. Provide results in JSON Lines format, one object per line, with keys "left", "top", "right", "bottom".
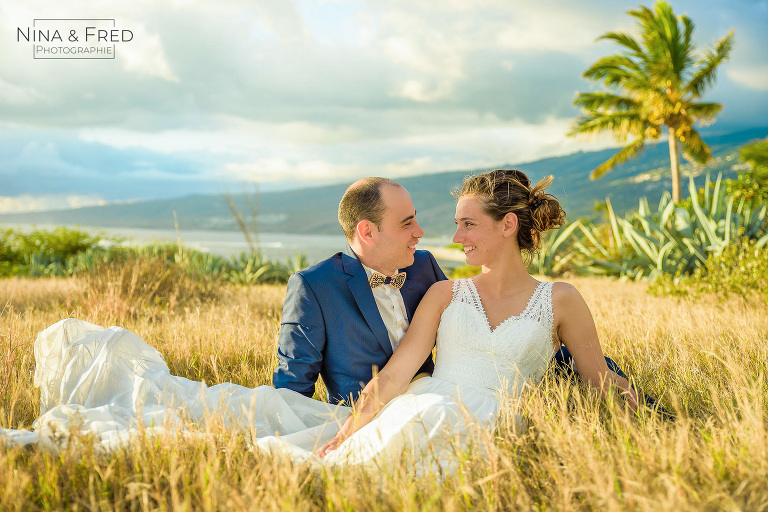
{"left": 2, "top": 126, "right": 765, "bottom": 237}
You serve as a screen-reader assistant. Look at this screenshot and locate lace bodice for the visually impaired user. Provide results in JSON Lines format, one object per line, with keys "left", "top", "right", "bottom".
{"left": 432, "top": 278, "right": 556, "bottom": 398}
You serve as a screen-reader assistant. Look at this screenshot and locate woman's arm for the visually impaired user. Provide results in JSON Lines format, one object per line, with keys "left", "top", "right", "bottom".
{"left": 553, "top": 282, "right": 639, "bottom": 410}
{"left": 316, "top": 280, "right": 453, "bottom": 457}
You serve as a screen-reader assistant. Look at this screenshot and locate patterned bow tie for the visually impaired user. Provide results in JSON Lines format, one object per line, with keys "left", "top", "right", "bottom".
{"left": 369, "top": 271, "right": 407, "bottom": 289}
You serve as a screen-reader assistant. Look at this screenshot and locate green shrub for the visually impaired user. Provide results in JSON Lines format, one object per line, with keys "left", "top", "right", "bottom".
{"left": 648, "top": 236, "right": 768, "bottom": 303}
{"left": 725, "top": 168, "right": 768, "bottom": 204}
{"left": 0, "top": 227, "right": 308, "bottom": 285}
{"left": 15, "top": 226, "right": 103, "bottom": 259}
{"left": 0, "top": 227, "right": 111, "bottom": 277}
{"left": 727, "top": 138, "right": 768, "bottom": 204}
{"left": 0, "top": 229, "right": 22, "bottom": 276}
{"left": 450, "top": 265, "right": 481, "bottom": 279}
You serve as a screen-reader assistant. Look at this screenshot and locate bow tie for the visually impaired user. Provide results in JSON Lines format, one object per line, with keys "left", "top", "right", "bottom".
{"left": 369, "top": 271, "right": 406, "bottom": 289}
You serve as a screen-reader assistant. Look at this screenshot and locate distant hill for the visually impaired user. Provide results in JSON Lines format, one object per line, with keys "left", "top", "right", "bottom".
{"left": 2, "top": 127, "right": 766, "bottom": 237}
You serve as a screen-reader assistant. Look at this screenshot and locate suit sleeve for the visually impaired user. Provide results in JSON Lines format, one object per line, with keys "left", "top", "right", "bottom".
{"left": 273, "top": 272, "right": 326, "bottom": 398}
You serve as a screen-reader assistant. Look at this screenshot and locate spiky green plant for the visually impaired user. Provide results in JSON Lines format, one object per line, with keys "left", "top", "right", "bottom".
{"left": 226, "top": 253, "right": 274, "bottom": 285}
{"left": 531, "top": 222, "right": 583, "bottom": 276}
{"left": 569, "top": 174, "right": 767, "bottom": 280}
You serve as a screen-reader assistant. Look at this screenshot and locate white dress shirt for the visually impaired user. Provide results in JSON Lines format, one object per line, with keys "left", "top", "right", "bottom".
{"left": 361, "top": 263, "right": 410, "bottom": 352}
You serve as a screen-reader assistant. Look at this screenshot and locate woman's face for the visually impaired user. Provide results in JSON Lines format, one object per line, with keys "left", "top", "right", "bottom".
{"left": 453, "top": 195, "right": 507, "bottom": 266}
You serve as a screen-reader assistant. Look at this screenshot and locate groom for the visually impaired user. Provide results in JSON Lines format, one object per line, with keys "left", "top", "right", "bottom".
{"left": 273, "top": 177, "right": 447, "bottom": 405}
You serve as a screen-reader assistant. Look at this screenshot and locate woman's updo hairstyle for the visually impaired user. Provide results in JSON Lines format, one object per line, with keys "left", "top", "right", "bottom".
{"left": 454, "top": 169, "right": 566, "bottom": 260}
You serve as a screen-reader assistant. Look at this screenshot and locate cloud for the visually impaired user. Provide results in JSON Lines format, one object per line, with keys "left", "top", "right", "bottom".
{"left": 392, "top": 80, "right": 454, "bottom": 103}
{"left": 79, "top": 117, "right": 362, "bottom": 154}
{"left": 0, "top": 0, "right": 765, "bottom": 212}
{"left": 219, "top": 116, "right": 620, "bottom": 184}
{"left": 0, "top": 78, "right": 41, "bottom": 105}
{"left": 224, "top": 159, "right": 359, "bottom": 182}
{"left": 0, "top": 128, "right": 222, "bottom": 200}
{"left": 0, "top": 194, "right": 105, "bottom": 213}
{"left": 727, "top": 66, "right": 768, "bottom": 91}
{"left": 2, "top": 0, "right": 764, "bottom": 131}
{"left": 0, "top": 0, "right": 622, "bottom": 131}
{"left": 118, "top": 22, "right": 179, "bottom": 82}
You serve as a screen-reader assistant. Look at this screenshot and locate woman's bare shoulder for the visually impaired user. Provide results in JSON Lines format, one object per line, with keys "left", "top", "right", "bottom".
{"left": 551, "top": 281, "right": 587, "bottom": 310}
{"left": 420, "top": 279, "right": 455, "bottom": 308}
{"left": 426, "top": 279, "right": 455, "bottom": 299}
{"left": 551, "top": 281, "right": 579, "bottom": 297}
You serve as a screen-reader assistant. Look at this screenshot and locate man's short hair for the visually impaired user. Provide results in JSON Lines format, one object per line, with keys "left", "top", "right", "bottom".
{"left": 338, "top": 177, "right": 402, "bottom": 241}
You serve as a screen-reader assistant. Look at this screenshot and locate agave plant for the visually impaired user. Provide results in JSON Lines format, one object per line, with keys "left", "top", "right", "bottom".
{"left": 678, "top": 174, "right": 768, "bottom": 256}
{"left": 266, "top": 253, "right": 310, "bottom": 282}
{"left": 283, "top": 253, "right": 310, "bottom": 275}
{"left": 22, "top": 252, "right": 64, "bottom": 278}
{"left": 64, "top": 248, "right": 102, "bottom": 276}
{"left": 180, "top": 251, "right": 228, "bottom": 280}
{"left": 568, "top": 173, "right": 768, "bottom": 280}
{"left": 226, "top": 252, "right": 274, "bottom": 285}
{"left": 530, "top": 222, "right": 584, "bottom": 276}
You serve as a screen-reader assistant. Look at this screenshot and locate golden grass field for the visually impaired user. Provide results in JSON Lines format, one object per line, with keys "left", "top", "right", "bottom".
{"left": 1, "top": 272, "right": 767, "bottom": 511}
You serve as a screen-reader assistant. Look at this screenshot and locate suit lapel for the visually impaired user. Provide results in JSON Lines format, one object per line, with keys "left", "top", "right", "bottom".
{"left": 342, "top": 247, "right": 393, "bottom": 357}
{"left": 399, "top": 277, "right": 419, "bottom": 320}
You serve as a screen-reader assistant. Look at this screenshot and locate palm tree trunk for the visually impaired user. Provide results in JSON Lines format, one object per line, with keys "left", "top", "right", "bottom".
{"left": 668, "top": 127, "right": 681, "bottom": 203}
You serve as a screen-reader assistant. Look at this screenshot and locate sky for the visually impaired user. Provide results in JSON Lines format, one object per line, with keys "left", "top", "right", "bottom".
{"left": 1, "top": 0, "right": 766, "bottom": 213}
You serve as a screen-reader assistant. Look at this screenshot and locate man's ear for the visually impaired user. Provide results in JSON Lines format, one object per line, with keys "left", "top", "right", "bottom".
{"left": 355, "top": 219, "right": 377, "bottom": 245}
{"left": 502, "top": 212, "right": 518, "bottom": 237}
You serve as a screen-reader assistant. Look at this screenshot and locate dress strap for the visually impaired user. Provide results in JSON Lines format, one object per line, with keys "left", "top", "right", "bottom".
{"left": 521, "top": 281, "right": 554, "bottom": 327}
{"left": 450, "top": 278, "right": 467, "bottom": 302}
{"left": 451, "top": 278, "right": 484, "bottom": 313}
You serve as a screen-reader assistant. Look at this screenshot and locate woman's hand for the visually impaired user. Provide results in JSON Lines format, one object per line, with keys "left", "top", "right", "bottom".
{"left": 315, "top": 282, "right": 453, "bottom": 459}
{"left": 316, "top": 433, "right": 346, "bottom": 458}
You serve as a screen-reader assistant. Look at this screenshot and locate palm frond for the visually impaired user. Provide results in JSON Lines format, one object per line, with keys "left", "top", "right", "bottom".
{"left": 569, "top": 112, "right": 646, "bottom": 141}
{"left": 627, "top": 5, "right": 656, "bottom": 27}
{"left": 685, "top": 102, "right": 722, "bottom": 125}
{"left": 584, "top": 55, "right": 642, "bottom": 76}
{"left": 573, "top": 92, "right": 641, "bottom": 112}
{"left": 682, "top": 15, "right": 695, "bottom": 51}
{"left": 623, "top": 79, "right": 666, "bottom": 98}
{"left": 740, "top": 139, "right": 768, "bottom": 170}
{"left": 583, "top": 59, "right": 648, "bottom": 89}
{"left": 681, "top": 127, "right": 712, "bottom": 165}
{"left": 642, "top": 3, "right": 694, "bottom": 87}
{"left": 684, "top": 30, "right": 735, "bottom": 97}
{"left": 591, "top": 138, "right": 646, "bottom": 179}
{"left": 597, "top": 32, "right": 646, "bottom": 60}
{"left": 672, "top": 15, "right": 696, "bottom": 76}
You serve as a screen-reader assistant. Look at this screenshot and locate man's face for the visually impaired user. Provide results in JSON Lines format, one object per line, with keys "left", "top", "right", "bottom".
{"left": 370, "top": 184, "right": 424, "bottom": 274}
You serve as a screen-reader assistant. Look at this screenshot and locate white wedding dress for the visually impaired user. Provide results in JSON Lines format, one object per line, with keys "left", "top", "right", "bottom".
{"left": 1, "top": 279, "right": 556, "bottom": 472}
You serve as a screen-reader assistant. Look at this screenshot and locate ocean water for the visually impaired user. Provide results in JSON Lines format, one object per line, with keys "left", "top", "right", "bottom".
{"left": 4, "top": 224, "right": 461, "bottom": 266}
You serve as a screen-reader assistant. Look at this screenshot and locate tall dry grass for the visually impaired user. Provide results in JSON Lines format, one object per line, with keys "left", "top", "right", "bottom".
{"left": 1, "top": 274, "right": 767, "bottom": 511}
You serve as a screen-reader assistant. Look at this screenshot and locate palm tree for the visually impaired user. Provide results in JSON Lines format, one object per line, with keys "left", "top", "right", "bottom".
{"left": 569, "top": 1, "right": 733, "bottom": 202}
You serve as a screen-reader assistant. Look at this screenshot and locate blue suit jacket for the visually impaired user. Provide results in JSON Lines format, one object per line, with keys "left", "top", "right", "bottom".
{"left": 273, "top": 246, "right": 447, "bottom": 404}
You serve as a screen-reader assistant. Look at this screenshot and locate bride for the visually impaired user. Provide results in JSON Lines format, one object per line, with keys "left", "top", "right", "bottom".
{"left": 1, "top": 169, "right": 639, "bottom": 472}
